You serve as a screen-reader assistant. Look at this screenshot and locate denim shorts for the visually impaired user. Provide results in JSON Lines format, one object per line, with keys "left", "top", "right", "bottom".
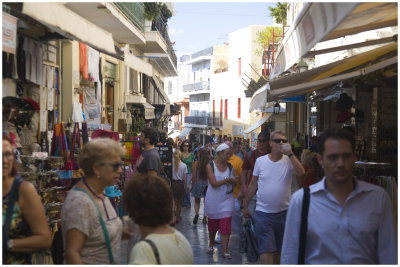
{"left": 253, "top": 209, "right": 287, "bottom": 254}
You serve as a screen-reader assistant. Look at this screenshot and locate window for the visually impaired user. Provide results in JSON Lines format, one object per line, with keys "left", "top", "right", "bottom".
{"left": 224, "top": 99, "right": 228, "bottom": 120}
{"left": 168, "top": 81, "right": 172, "bottom": 94}
{"left": 238, "top": 98, "right": 241, "bottom": 119}
{"left": 238, "top": 58, "right": 241, "bottom": 77}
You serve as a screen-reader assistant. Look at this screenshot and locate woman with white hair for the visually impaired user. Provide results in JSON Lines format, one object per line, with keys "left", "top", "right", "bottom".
{"left": 204, "top": 143, "right": 238, "bottom": 259}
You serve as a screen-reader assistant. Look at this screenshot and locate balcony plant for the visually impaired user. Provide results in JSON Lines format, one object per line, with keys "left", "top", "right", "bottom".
{"left": 144, "top": 2, "right": 172, "bottom": 22}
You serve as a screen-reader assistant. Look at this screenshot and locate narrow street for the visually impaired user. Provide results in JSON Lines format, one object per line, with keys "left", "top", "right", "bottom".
{"left": 121, "top": 196, "right": 257, "bottom": 264}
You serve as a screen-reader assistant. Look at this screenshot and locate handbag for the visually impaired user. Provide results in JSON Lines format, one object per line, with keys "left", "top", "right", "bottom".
{"left": 143, "top": 239, "right": 161, "bottom": 264}
{"left": 3, "top": 177, "right": 23, "bottom": 264}
{"left": 73, "top": 187, "right": 115, "bottom": 264}
{"left": 240, "top": 217, "right": 259, "bottom": 263}
{"left": 298, "top": 187, "right": 310, "bottom": 264}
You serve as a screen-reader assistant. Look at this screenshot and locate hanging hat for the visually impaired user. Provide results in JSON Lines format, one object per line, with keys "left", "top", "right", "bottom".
{"left": 216, "top": 143, "right": 230, "bottom": 152}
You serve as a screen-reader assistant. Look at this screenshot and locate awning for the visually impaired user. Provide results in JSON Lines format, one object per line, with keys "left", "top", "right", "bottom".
{"left": 124, "top": 51, "right": 153, "bottom": 77}
{"left": 152, "top": 77, "right": 170, "bottom": 104}
{"left": 22, "top": 2, "right": 116, "bottom": 56}
{"left": 178, "top": 127, "right": 192, "bottom": 139}
{"left": 143, "top": 102, "right": 155, "bottom": 120}
{"left": 270, "top": 2, "right": 398, "bottom": 79}
{"left": 168, "top": 131, "right": 181, "bottom": 139}
{"left": 250, "top": 42, "right": 398, "bottom": 111}
{"left": 244, "top": 113, "right": 272, "bottom": 134}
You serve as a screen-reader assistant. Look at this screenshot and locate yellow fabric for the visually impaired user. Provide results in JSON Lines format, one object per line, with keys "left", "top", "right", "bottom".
{"left": 229, "top": 154, "right": 243, "bottom": 198}
{"left": 129, "top": 229, "right": 193, "bottom": 264}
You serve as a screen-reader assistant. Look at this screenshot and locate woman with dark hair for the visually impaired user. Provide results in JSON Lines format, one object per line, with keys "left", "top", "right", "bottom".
{"left": 2, "top": 134, "right": 52, "bottom": 264}
{"left": 190, "top": 148, "right": 209, "bottom": 224}
{"left": 180, "top": 140, "right": 195, "bottom": 208}
{"left": 61, "top": 138, "right": 132, "bottom": 264}
{"left": 123, "top": 174, "right": 193, "bottom": 264}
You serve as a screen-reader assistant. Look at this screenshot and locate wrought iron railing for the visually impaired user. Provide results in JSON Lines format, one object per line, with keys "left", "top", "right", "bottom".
{"left": 183, "top": 81, "right": 210, "bottom": 93}
{"left": 151, "top": 15, "right": 177, "bottom": 69}
{"left": 114, "top": 2, "right": 145, "bottom": 32}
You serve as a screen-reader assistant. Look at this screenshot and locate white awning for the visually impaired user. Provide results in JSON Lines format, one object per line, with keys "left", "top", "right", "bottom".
{"left": 168, "top": 131, "right": 181, "bottom": 139}
{"left": 270, "top": 2, "right": 397, "bottom": 79}
{"left": 178, "top": 127, "right": 192, "bottom": 139}
{"left": 244, "top": 113, "right": 272, "bottom": 134}
{"left": 22, "top": 2, "right": 116, "bottom": 56}
{"left": 143, "top": 102, "right": 155, "bottom": 120}
{"left": 124, "top": 51, "right": 153, "bottom": 77}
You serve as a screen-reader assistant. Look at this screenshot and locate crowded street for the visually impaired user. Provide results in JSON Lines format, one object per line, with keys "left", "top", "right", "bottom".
{"left": 2, "top": 2, "right": 398, "bottom": 265}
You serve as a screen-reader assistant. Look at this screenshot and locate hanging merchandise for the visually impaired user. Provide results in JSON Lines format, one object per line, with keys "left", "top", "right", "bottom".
{"left": 81, "top": 121, "right": 89, "bottom": 145}
{"left": 72, "top": 100, "right": 84, "bottom": 123}
{"left": 69, "top": 123, "right": 85, "bottom": 184}
{"left": 40, "top": 86, "right": 47, "bottom": 110}
{"left": 79, "top": 42, "right": 88, "bottom": 80}
{"left": 47, "top": 87, "right": 54, "bottom": 111}
{"left": 84, "top": 102, "right": 101, "bottom": 130}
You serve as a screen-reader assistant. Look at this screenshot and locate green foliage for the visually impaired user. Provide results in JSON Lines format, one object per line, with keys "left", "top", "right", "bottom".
{"left": 254, "top": 26, "right": 283, "bottom": 56}
{"left": 269, "top": 2, "right": 287, "bottom": 25}
{"left": 144, "top": 2, "right": 172, "bottom": 22}
{"left": 131, "top": 116, "right": 146, "bottom": 132}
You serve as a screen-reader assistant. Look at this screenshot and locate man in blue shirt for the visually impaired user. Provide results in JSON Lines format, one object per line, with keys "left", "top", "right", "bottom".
{"left": 281, "top": 128, "right": 397, "bottom": 264}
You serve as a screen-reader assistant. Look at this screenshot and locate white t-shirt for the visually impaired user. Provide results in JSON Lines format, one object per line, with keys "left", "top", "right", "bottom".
{"left": 253, "top": 154, "right": 293, "bottom": 213}
{"left": 172, "top": 161, "right": 187, "bottom": 181}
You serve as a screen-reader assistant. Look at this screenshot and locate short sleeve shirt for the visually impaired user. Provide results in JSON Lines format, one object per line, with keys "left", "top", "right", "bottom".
{"left": 173, "top": 162, "right": 188, "bottom": 181}
{"left": 61, "top": 190, "right": 122, "bottom": 264}
{"left": 137, "top": 148, "right": 161, "bottom": 175}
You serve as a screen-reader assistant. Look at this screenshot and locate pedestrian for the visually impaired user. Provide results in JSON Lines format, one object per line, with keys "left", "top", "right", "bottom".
{"left": 239, "top": 130, "right": 270, "bottom": 216}
{"left": 171, "top": 149, "right": 187, "bottom": 226}
{"left": 281, "top": 128, "right": 397, "bottom": 264}
{"left": 226, "top": 142, "right": 244, "bottom": 236}
{"left": 298, "top": 150, "right": 324, "bottom": 187}
{"left": 2, "top": 134, "right": 52, "bottom": 264}
{"left": 191, "top": 148, "right": 210, "bottom": 225}
{"left": 135, "top": 127, "right": 161, "bottom": 176}
{"left": 61, "top": 138, "right": 133, "bottom": 264}
{"left": 123, "top": 174, "right": 194, "bottom": 264}
{"left": 180, "top": 140, "right": 194, "bottom": 209}
{"left": 243, "top": 130, "right": 305, "bottom": 264}
{"left": 204, "top": 143, "right": 238, "bottom": 259}
{"left": 232, "top": 141, "right": 244, "bottom": 160}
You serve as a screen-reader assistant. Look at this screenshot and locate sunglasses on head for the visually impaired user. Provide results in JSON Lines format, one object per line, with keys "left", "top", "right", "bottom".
{"left": 100, "top": 162, "right": 124, "bottom": 171}
{"left": 272, "top": 139, "right": 288, "bottom": 144}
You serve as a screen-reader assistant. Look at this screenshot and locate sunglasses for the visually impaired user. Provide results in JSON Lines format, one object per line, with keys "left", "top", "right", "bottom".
{"left": 100, "top": 162, "right": 124, "bottom": 171}
{"left": 272, "top": 139, "right": 288, "bottom": 144}
{"left": 183, "top": 145, "right": 189, "bottom": 147}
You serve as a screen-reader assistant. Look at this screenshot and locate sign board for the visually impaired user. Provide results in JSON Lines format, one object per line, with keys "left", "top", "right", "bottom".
{"left": 232, "top": 125, "right": 244, "bottom": 136}
{"left": 2, "top": 12, "right": 17, "bottom": 54}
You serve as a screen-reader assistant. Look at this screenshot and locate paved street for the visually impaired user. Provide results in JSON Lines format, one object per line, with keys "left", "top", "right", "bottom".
{"left": 121, "top": 196, "right": 259, "bottom": 264}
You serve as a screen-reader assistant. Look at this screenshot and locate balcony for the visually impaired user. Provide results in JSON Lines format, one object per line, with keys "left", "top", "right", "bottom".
{"left": 64, "top": 2, "right": 146, "bottom": 44}
{"left": 184, "top": 112, "right": 223, "bottom": 128}
{"left": 183, "top": 81, "right": 210, "bottom": 93}
{"left": 114, "top": 2, "right": 145, "bottom": 32}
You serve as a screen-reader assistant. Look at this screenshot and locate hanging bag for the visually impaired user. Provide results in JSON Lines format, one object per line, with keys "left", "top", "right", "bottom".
{"left": 73, "top": 188, "right": 115, "bottom": 264}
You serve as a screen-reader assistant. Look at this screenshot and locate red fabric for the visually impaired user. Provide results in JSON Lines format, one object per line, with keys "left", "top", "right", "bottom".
{"left": 241, "top": 150, "right": 268, "bottom": 185}
{"left": 207, "top": 217, "right": 232, "bottom": 235}
{"left": 302, "top": 165, "right": 318, "bottom": 188}
{"left": 79, "top": 43, "right": 88, "bottom": 80}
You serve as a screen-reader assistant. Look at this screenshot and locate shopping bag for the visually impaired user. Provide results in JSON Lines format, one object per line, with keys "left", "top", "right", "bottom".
{"left": 240, "top": 217, "right": 259, "bottom": 263}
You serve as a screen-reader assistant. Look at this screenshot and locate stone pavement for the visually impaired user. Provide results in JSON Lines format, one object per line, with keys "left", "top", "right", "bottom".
{"left": 121, "top": 196, "right": 259, "bottom": 264}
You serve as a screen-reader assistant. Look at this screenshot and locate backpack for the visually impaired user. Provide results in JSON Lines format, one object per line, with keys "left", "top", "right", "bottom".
{"left": 210, "top": 160, "right": 233, "bottom": 176}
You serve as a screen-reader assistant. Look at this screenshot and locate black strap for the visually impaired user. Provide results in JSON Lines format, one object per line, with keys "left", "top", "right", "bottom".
{"left": 3, "top": 177, "right": 22, "bottom": 263}
{"left": 144, "top": 239, "right": 160, "bottom": 264}
{"left": 298, "top": 187, "right": 310, "bottom": 264}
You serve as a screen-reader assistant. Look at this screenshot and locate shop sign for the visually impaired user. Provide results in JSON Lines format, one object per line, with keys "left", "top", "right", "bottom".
{"left": 232, "top": 125, "right": 244, "bottom": 136}
{"left": 144, "top": 108, "right": 155, "bottom": 120}
{"left": 2, "top": 12, "right": 17, "bottom": 54}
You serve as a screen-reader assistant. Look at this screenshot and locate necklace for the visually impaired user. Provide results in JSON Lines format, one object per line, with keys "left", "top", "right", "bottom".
{"left": 82, "top": 179, "right": 110, "bottom": 220}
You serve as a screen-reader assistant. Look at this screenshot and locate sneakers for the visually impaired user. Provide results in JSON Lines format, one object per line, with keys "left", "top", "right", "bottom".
{"left": 193, "top": 214, "right": 199, "bottom": 224}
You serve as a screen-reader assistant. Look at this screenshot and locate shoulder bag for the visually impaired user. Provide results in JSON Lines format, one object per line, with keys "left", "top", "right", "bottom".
{"left": 298, "top": 187, "right": 310, "bottom": 264}
{"left": 143, "top": 239, "right": 161, "bottom": 264}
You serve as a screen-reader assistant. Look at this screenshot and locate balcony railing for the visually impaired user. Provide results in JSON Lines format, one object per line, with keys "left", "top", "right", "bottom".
{"left": 114, "top": 2, "right": 145, "bottom": 32}
{"left": 152, "top": 15, "right": 177, "bottom": 69}
{"left": 183, "top": 81, "right": 210, "bottom": 93}
{"left": 184, "top": 112, "right": 223, "bottom": 127}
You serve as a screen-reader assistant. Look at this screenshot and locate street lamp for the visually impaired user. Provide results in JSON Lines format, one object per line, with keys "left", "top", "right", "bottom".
{"left": 273, "top": 102, "right": 281, "bottom": 114}
{"left": 296, "top": 60, "right": 308, "bottom": 73}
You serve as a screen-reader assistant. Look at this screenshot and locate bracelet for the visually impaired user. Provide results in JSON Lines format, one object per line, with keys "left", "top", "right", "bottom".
{"left": 288, "top": 153, "right": 294, "bottom": 158}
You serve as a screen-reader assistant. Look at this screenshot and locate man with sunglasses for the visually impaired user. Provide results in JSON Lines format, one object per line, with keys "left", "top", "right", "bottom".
{"left": 243, "top": 130, "right": 305, "bottom": 264}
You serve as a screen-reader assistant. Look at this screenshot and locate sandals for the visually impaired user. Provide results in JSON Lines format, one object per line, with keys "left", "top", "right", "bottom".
{"left": 207, "top": 247, "right": 214, "bottom": 254}
{"left": 222, "top": 253, "right": 232, "bottom": 259}
{"left": 193, "top": 214, "right": 199, "bottom": 224}
{"left": 202, "top": 216, "right": 207, "bottom": 224}
{"left": 176, "top": 216, "right": 182, "bottom": 224}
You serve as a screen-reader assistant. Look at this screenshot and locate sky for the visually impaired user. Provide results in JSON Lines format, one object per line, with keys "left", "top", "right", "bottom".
{"left": 168, "top": 2, "right": 276, "bottom": 57}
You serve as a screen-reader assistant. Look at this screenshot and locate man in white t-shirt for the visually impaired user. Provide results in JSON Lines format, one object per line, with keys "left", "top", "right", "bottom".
{"left": 243, "top": 130, "right": 305, "bottom": 264}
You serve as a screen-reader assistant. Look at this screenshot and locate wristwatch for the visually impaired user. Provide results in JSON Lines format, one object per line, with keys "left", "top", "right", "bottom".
{"left": 7, "top": 239, "right": 15, "bottom": 250}
{"left": 288, "top": 153, "right": 294, "bottom": 158}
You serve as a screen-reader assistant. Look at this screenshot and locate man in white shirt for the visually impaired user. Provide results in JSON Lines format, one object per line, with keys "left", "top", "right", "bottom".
{"left": 281, "top": 128, "right": 397, "bottom": 264}
{"left": 243, "top": 130, "right": 305, "bottom": 264}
